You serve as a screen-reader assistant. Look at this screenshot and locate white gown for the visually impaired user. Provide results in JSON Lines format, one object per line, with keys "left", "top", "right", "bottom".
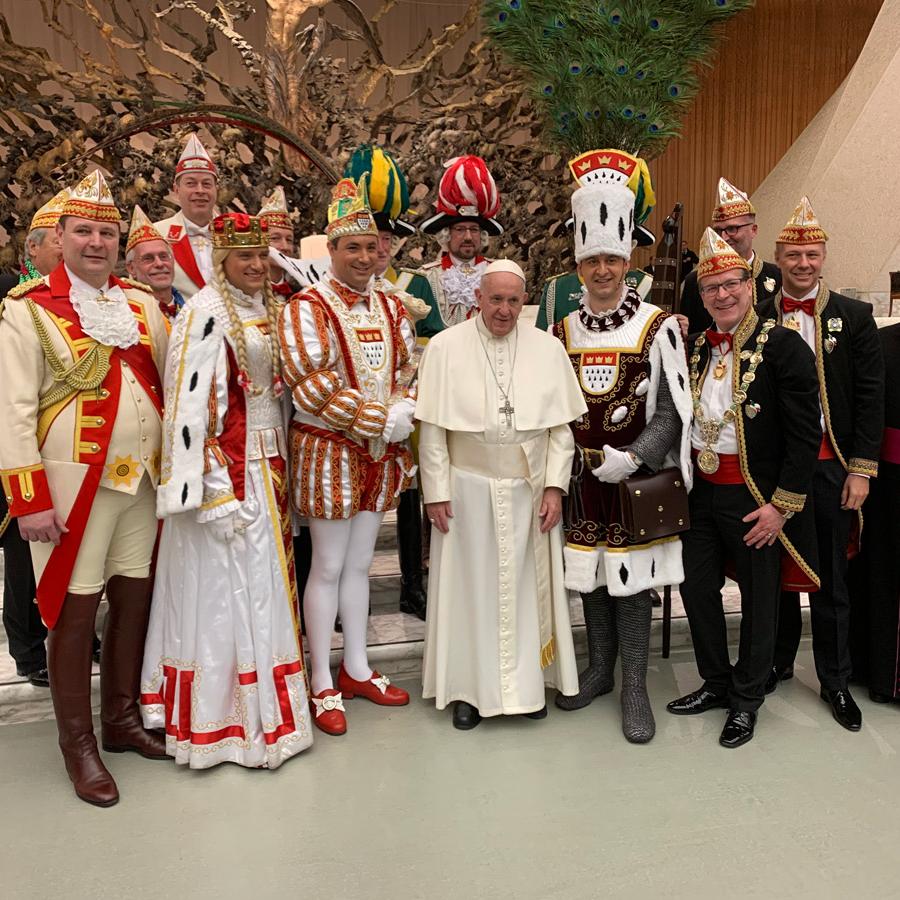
{"left": 419, "top": 318, "right": 582, "bottom": 716}
{"left": 141, "top": 286, "right": 313, "bottom": 768}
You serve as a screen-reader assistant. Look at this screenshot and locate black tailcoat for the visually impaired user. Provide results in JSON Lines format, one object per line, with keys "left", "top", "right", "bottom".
{"left": 691, "top": 310, "right": 821, "bottom": 583}
{"left": 757, "top": 285, "right": 884, "bottom": 476}
{"left": 682, "top": 257, "right": 781, "bottom": 334}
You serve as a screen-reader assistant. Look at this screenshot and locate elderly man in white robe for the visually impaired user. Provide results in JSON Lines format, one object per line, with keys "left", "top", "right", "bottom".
{"left": 416, "top": 260, "right": 588, "bottom": 729}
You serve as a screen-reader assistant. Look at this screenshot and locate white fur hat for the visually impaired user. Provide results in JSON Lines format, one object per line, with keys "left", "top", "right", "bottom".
{"left": 571, "top": 181, "right": 634, "bottom": 263}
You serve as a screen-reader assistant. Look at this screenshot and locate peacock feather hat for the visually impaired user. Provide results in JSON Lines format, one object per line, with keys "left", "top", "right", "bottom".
{"left": 484, "top": 1, "right": 753, "bottom": 247}
{"left": 343, "top": 145, "right": 415, "bottom": 238}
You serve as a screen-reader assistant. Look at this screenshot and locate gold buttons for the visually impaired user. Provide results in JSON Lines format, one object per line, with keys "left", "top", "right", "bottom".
{"left": 657, "top": 505, "right": 664, "bottom": 512}
{"left": 634, "top": 489, "right": 641, "bottom": 497}
{"left": 91, "top": 443, "right": 99, "bottom": 452}
{"left": 23, "top": 492, "right": 32, "bottom": 500}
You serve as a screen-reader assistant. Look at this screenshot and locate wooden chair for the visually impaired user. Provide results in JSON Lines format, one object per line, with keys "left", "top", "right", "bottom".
{"left": 890, "top": 272, "right": 900, "bottom": 316}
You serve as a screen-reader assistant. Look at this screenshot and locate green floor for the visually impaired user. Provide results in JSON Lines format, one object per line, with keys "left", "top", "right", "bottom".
{"left": 1, "top": 643, "right": 898, "bottom": 900}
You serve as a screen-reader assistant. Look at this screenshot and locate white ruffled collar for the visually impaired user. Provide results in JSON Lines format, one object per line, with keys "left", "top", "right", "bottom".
{"left": 66, "top": 266, "right": 139, "bottom": 350}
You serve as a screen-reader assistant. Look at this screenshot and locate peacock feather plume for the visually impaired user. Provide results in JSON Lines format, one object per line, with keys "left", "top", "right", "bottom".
{"left": 484, "top": 0, "right": 754, "bottom": 159}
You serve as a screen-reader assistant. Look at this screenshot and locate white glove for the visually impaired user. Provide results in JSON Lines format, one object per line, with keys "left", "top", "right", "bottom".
{"left": 383, "top": 398, "right": 416, "bottom": 444}
{"left": 592, "top": 445, "right": 639, "bottom": 484}
{"left": 208, "top": 512, "right": 238, "bottom": 543}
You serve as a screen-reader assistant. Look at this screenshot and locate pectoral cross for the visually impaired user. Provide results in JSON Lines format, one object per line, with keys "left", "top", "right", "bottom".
{"left": 499, "top": 397, "right": 515, "bottom": 427}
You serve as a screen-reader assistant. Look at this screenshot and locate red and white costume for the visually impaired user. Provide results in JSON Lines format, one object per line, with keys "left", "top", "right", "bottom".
{"left": 279, "top": 275, "right": 417, "bottom": 519}
{"left": 141, "top": 272, "right": 312, "bottom": 768}
{"left": 0, "top": 265, "right": 167, "bottom": 627}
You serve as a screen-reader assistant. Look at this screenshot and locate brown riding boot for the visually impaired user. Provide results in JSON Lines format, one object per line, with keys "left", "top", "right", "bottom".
{"left": 100, "top": 575, "right": 168, "bottom": 759}
{"left": 48, "top": 590, "right": 119, "bottom": 807}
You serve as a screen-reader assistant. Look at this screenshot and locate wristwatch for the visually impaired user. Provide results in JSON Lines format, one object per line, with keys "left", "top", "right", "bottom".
{"left": 774, "top": 506, "right": 794, "bottom": 521}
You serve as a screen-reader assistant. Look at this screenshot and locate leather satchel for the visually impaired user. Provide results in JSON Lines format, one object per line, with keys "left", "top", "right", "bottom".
{"left": 618, "top": 467, "right": 690, "bottom": 543}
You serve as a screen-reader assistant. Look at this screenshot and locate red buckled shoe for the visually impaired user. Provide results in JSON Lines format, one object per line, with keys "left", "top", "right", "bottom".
{"left": 309, "top": 689, "right": 347, "bottom": 736}
{"left": 338, "top": 664, "right": 409, "bottom": 706}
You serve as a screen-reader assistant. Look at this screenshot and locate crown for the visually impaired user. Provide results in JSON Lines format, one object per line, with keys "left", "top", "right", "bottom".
{"left": 211, "top": 213, "right": 269, "bottom": 249}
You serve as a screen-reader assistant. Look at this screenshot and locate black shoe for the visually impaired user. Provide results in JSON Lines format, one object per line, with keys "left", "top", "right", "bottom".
{"left": 719, "top": 709, "right": 756, "bottom": 748}
{"left": 523, "top": 705, "right": 547, "bottom": 720}
{"left": 25, "top": 667, "right": 50, "bottom": 688}
{"left": 821, "top": 687, "right": 862, "bottom": 732}
{"left": 764, "top": 665, "right": 794, "bottom": 694}
{"left": 667, "top": 688, "right": 729, "bottom": 716}
{"left": 92, "top": 636, "right": 101, "bottom": 664}
{"left": 399, "top": 585, "right": 427, "bottom": 621}
{"left": 452, "top": 701, "right": 481, "bottom": 730}
{"left": 869, "top": 689, "right": 894, "bottom": 704}
{"left": 650, "top": 589, "right": 662, "bottom": 609}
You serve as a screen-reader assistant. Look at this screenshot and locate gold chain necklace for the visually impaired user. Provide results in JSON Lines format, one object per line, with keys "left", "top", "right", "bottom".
{"left": 689, "top": 320, "right": 775, "bottom": 475}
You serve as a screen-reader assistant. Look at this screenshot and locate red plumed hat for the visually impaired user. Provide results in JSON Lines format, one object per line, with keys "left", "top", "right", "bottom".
{"left": 420, "top": 155, "right": 503, "bottom": 236}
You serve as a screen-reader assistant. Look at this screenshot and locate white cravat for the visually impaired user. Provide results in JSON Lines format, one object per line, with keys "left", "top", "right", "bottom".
{"left": 66, "top": 265, "right": 139, "bottom": 349}
{"left": 183, "top": 217, "right": 214, "bottom": 283}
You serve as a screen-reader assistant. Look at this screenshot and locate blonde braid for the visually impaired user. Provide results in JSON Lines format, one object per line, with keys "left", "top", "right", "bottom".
{"left": 213, "top": 250, "right": 260, "bottom": 396}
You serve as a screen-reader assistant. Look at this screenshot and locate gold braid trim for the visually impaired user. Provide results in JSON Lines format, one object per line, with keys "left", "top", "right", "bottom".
{"left": 848, "top": 458, "right": 878, "bottom": 478}
{"left": 0, "top": 510, "right": 10, "bottom": 541}
{"left": 25, "top": 298, "right": 111, "bottom": 411}
{"left": 772, "top": 488, "right": 806, "bottom": 513}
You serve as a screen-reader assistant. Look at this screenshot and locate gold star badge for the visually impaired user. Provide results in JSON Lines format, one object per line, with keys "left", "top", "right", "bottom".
{"left": 106, "top": 455, "right": 141, "bottom": 488}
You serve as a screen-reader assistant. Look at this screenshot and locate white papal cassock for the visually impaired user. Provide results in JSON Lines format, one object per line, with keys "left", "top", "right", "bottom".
{"left": 417, "top": 315, "right": 588, "bottom": 715}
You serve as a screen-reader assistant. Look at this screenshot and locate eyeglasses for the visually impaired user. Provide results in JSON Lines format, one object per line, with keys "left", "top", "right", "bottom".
{"left": 699, "top": 277, "right": 749, "bottom": 299}
{"left": 713, "top": 222, "right": 753, "bottom": 238}
{"left": 450, "top": 224, "right": 482, "bottom": 235}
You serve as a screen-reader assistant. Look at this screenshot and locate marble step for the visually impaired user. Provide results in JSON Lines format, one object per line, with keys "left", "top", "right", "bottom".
{"left": 1, "top": 585, "right": 803, "bottom": 727}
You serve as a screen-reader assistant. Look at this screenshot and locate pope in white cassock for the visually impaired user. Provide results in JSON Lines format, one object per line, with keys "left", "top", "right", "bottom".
{"left": 416, "top": 260, "right": 588, "bottom": 729}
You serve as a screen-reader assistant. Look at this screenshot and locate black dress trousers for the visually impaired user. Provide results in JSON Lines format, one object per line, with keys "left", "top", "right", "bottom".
{"left": 681, "top": 478, "right": 781, "bottom": 712}
{"left": 773, "top": 459, "right": 854, "bottom": 690}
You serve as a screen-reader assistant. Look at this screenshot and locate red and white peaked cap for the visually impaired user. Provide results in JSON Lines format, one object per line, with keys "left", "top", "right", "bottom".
{"left": 420, "top": 155, "right": 502, "bottom": 236}
{"left": 175, "top": 133, "right": 218, "bottom": 181}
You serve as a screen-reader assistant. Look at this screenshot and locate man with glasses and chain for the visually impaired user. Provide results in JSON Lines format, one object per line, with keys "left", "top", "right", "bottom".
{"left": 680, "top": 178, "right": 781, "bottom": 335}
{"left": 416, "top": 260, "right": 587, "bottom": 730}
{"left": 397, "top": 156, "right": 503, "bottom": 337}
{"left": 667, "top": 228, "right": 821, "bottom": 749}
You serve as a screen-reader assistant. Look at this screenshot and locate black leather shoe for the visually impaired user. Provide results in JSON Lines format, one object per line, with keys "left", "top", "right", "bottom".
{"left": 399, "top": 585, "right": 427, "bottom": 621}
{"left": 666, "top": 688, "right": 729, "bottom": 716}
{"left": 719, "top": 709, "right": 756, "bottom": 748}
{"left": 26, "top": 667, "right": 50, "bottom": 688}
{"left": 764, "top": 665, "right": 794, "bottom": 694}
{"left": 649, "top": 589, "right": 662, "bottom": 608}
{"left": 452, "top": 701, "right": 481, "bottom": 730}
{"left": 869, "top": 689, "right": 894, "bottom": 704}
{"left": 821, "top": 687, "right": 862, "bottom": 731}
{"left": 523, "top": 705, "right": 547, "bottom": 720}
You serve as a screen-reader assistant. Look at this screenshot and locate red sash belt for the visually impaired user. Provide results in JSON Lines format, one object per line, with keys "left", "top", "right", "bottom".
{"left": 693, "top": 450, "right": 745, "bottom": 485}
{"left": 818, "top": 433, "right": 836, "bottom": 460}
{"left": 881, "top": 427, "right": 900, "bottom": 465}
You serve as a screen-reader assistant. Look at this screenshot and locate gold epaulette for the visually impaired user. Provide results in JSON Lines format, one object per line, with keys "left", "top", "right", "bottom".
{"left": 119, "top": 277, "right": 153, "bottom": 294}
{"left": 6, "top": 276, "right": 44, "bottom": 299}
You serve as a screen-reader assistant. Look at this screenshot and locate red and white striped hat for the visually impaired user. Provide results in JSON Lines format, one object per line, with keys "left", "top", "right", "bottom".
{"left": 175, "top": 133, "right": 218, "bottom": 181}
{"left": 420, "top": 155, "right": 502, "bottom": 235}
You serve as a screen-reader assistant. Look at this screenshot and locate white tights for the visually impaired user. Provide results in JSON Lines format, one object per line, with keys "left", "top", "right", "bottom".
{"left": 304, "top": 511, "right": 384, "bottom": 694}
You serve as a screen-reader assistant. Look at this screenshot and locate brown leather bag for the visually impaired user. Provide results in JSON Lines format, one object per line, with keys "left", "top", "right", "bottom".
{"left": 618, "top": 467, "right": 690, "bottom": 543}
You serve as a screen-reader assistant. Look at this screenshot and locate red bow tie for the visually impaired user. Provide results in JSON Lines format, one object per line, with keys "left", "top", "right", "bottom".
{"left": 705, "top": 329, "right": 733, "bottom": 353}
{"left": 782, "top": 295, "right": 816, "bottom": 316}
